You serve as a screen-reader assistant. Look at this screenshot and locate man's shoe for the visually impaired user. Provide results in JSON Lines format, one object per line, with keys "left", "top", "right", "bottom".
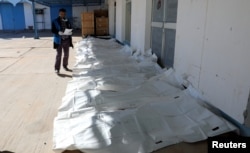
{"left": 55, "top": 69, "right": 59, "bottom": 74}
{"left": 63, "top": 66, "right": 70, "bottom": 71}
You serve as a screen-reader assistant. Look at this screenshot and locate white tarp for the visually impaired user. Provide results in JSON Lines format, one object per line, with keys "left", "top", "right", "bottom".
{"left": 53, "top": 37, "right": 237, "bottom": 153}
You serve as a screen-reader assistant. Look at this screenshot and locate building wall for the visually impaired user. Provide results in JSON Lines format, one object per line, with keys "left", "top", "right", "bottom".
{"left": 115, "top": 0, "right": 125, "bottom": 42}
{"left": 130, "top": 0, "right": 152, "bottom": 53}
{"left": 114, "top": 0, "right": 151, "bottom": 52}
{"left": 1, "top": 2, "right": 104, "bottom": 30}
{"left": 0, "top": 2, "right": 26, "bottom": 30}
{"left": 175, "top": 0, "right": 250, "bottom": 123}
{"left": 8, "top": 0, "right": 20, "bottom": 6}
{"left": 108, "top": 0, "right": 115, "bottom": 36}
{"left": 50, "top": 5, "right": 72, "bottom": 30}
{"left": 23, "top": 2, "right": 33, "bottom": 29}
{"left": 0, "top": 2, "right": 49, "bottom": 30}
{"left": 0, "top": 12, "right": 2, "bottom": 30}
{"left": 111, "top": 0, "right": 250, "bottom": 124}
{"left": 131, "top": 0, "right": 145, "bottom": 52}
{"left": 36, "top": 3, "right": 50, "bottom": 29}
{"left": 72, "top": 6, "right": 85, "bottom": 29}
{"left": 144, "top": 0, "right": 152, "bottom": 52}
{"left": 2, "top": 3, "right": 103, "bottom": 30}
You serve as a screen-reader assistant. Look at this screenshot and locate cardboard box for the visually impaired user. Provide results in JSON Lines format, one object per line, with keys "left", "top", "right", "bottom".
{"left": 81, "top": 12, "right": 94, "bottom": 21}
{"left": 96, "top": 17, "right": 109, "bottom": 28}
{"left": 94, "top": 9, "right": 108, "bottom": 17}
{"left": 96, "top": 28, "right": 109, "bottom": 36}
{"left": 82, "top": 21, "right": 94, "bottom": 28}
{"left": 82, "top": 28, "right": 94, "bottom": 35}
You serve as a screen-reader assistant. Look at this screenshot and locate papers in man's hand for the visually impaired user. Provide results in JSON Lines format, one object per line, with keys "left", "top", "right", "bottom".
{"left": 64, "top": 29, "right": 73, "bottom": 35}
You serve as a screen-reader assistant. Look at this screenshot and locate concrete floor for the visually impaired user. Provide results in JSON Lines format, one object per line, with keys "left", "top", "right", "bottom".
{"left": 0, "top": 31, "right": 209, "bottom": 153}
{"left": 0, "top": 31, "right": 82, "bottom": 153}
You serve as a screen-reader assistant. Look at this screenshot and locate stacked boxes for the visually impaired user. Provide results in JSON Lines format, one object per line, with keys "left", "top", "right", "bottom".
{"left": 94, "top": 9, "right": 109, "bottom": 36}
{"left": 96, "top": 17, "right": 109, "bottom": 36}
{"left": 81, "top": 12, "right": 94, "bottom": 35}
{"left": 81, "top": 10, "right": 109, "bottom": 36}
{"left": 94, "top": 9, "right": 108, "bottom": 18}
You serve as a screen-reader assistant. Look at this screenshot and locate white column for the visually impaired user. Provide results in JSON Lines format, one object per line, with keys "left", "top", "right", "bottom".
{"left": 23, "top": 2, "right": 34, "bottom": 29}
{"left": 130, "top": 0, "right": 152, "bottom": 53}
{"left": 115, "top": 0, "right": 126, "bottom": 42}
{"left": 108, "top": 0, "right": 115, "bottom": 36}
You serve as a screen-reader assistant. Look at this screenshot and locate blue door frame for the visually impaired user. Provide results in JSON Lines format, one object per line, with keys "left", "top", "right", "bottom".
{"left": 0, "top": 3, "right": 25, "bottom": 30}
{"left": 0, "top": 3, "right": 14, "bottom": 30}
{"left": 14, "top": 3, "right": 26, "bottom": 30}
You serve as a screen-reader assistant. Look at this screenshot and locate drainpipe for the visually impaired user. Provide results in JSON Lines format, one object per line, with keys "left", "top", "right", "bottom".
{"left": 32, "top": 0, "right": 39, "bottom": 39}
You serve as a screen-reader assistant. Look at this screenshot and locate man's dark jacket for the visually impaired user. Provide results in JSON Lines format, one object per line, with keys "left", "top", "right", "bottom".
{"left": 51, "top": 17, "right": 73, "bottom": 49}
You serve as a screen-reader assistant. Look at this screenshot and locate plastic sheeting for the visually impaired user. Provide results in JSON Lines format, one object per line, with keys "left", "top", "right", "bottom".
{"left": 53, "top": 37, "right": 237, "bottom": 153}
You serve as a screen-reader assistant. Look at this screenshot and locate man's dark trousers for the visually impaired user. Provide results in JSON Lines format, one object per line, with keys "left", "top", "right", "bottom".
{"left": 55, "top": 39, "right": 70, "bottom": 71}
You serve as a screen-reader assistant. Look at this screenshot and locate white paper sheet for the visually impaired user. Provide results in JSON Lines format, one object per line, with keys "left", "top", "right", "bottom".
{"left": 64, "top": 28, "right": 72, "bottom": 35}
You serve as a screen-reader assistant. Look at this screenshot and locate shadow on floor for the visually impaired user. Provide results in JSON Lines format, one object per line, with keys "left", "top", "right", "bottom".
{"left": 0, "top": 30, "right": 82, "bottom": 39}
{"left": 57, "top": 73, "right": 72, "bottom": 78}
{"left": 65, "top": 68, "right": 73, "bottom": 72}
{"left": 0, "top": 151, "right": 15, "bottom": 153}
{"left": 62, "top": 150, "right": 83, "bottom": 153}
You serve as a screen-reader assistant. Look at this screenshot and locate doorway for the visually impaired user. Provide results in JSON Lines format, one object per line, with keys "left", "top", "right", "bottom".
{"left": 151, "top": 0, "right": 178, "bottom": 68}
{"left": 0, "top": 3, "right": 25, "bottom": 30}
{"left": 114, "top": 1, "right": 116, "bottom": 37}
{"left": 124, "top": 0, "right": 131, "bottom": 45}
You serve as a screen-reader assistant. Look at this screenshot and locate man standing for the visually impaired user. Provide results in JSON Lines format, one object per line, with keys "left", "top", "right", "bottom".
{"left": 51, "top": 8, "right": 73, "bottom": 74}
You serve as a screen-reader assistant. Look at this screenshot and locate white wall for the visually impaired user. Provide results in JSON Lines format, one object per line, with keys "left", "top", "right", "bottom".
{"left": 108, "top": 0, "right": 115, "bottom": 36}
{"left": 24, "top": 4, "right": 102, "bottom": 30}
{"left": 130, "top": 0, "right": 152, "bottom": 53}
{"left": 174, "top": 0, "right": 207, "bottom": 89}
{"left": 73, "top": 6, "right": 86, "bottom": 29}
{"left": 113, "top": 0, "right": 151, "bottom": 52}
{"left": 0, "top": 2, "right": 49, "bottom": 30}
{"left": 35, "top": 3, "right": 50, "bottom": 29}
{"left": 109, "top": 0, "right": 250, "bottom": 124}
{"left": 115, "top": 0, "right": 125, "bottom": 42}
{"left": 23, "top": 2, "right": 33, "bottom": 29}
{"left": 175, "top": 0, "right": 250, "bottom": 123}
